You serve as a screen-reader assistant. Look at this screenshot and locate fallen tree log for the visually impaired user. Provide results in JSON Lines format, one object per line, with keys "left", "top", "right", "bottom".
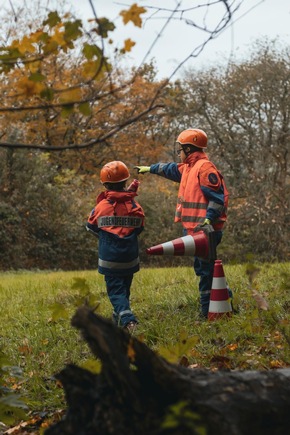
{"left": 45, "top": 306, "right": 290, "bottom": 435}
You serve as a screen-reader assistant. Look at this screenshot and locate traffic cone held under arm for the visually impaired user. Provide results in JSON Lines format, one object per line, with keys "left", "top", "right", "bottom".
{"left": 146, "top": 230, "right": 216, "bottom": 260}
{"left": 208, "top": 259, "right": 232, "bottom": 321}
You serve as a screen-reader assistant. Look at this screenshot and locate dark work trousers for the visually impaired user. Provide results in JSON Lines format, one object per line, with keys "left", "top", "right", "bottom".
{"left": 104, "top": 275, "right": 137, "bottom": 327}
{"left": 193, "top": 231, "right": 233, "bottom": 317}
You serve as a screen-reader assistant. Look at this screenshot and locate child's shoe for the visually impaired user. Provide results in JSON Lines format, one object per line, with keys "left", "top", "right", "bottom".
{"left": 124, "top": 321, "right": 138, "bottom": 334}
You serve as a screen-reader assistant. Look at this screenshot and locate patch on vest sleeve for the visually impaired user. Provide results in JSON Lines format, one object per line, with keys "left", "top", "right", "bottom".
{"left": 208, "top": 172, "right": 218, "bottom": 185}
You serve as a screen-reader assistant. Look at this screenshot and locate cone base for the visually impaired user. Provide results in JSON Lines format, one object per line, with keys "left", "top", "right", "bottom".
{"left": 208, "top": 312, "right": 232, "bottom": 321}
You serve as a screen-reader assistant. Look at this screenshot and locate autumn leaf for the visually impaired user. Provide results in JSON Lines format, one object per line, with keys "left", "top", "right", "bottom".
{"left": 79, "top": 102, "right": 91, "bottom": 116}
{"left": 227, "top": 343, "right": 238, "bottom": 351}
{"left": 252, "top": 289, "right": 269, "bottom": 310}
{"left": 59, "top": 88, "right": 82, "bottom": 104}
{"left": 61, "top": 105, "right": 74, "bottom": 118}
{"left": 27, "top": 60, "right": 42, "bottom": 74}
{"left": 43, "top": 11, "right": 61, "bottom": 28}
{"left": 49, "top": 302, "right": 70, "bottom": 321}
{"left": 82, "top": 43, "right": 102, "bottom": 60}
{"left": 40, "top": 87, "right": 54, "bottom": 101}
{"left": 13, "top": 36, "right": 36, "bottom": 55}
{"left": 29, "top": 30, "right": 46, "bottom": 44}
{"left": 96, "top": 17, "right": 115, "bottom": 38}
{"left": 29, "top": 72, "right": 46, "bottom": 82}
{"left": 80, "top": 359, "right": 102, "bottom": 374}
{"left": 120, "top": 3, "right": 147, "bottom": 28}
{"left": 17, "top": 77, "right": 45, "bottom": 96}
{"left": 159, "top": 331, "right": 199, "bottom": 363}
{"left": 127, "top": 340, "right": 136, "bottom": 362}
{"left": 270, "top": 359, "right": 284, "bottom": 368}
{"left": 123, "top": 39, "right": 136, "bottom": 53}
{"left": 81, "top": 59, "right": 110, "bottom": 80}
{"left": 64, "top": 20, "right": 83, "bottom": 42}
{"left": 51, "top": 27, "right": 66, "bottom": 48}
{"left": 42, "top": 38, "right": 59, "bottom": 55}
{"left": 18, "top": 344, "right": 32, "bottom": 355}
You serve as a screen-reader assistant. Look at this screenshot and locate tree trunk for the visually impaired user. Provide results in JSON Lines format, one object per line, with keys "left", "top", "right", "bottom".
{"left": 45, "top": 306, "right": 290, "bottom": 435}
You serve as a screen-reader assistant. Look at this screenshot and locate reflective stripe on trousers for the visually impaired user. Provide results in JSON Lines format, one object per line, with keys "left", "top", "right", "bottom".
{"left": 105, "top": 275, "right": 137, "bottom": 326}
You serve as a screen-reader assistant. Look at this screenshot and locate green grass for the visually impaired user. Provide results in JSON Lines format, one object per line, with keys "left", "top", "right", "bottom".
{"left": 0, "top": 264, "right": 290, "bottom": 424}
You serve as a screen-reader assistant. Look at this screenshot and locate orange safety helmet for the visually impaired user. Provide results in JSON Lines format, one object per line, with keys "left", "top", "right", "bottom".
{"left": 100, "top": 161, "right": 130, "bottom": 183}
{"left": 176, "top": 128, "right": 208, "bottom": 149}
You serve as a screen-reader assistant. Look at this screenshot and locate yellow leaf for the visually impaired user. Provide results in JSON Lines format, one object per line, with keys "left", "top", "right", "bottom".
{"left": 59, "top": 88, "right": 82, "bottom": 103}
{"left": 52, "top": 28, "right": 66, "bottom": 47}
{"left": 80, "top": 359, "right": 102, "bottom": 374}
{"left": 120, "top": 3, "right": 146, "bottom": 28}
{"left": 123, "top": 38, "right": 136, "bottom": 52}
{"left": 17, "top": 76, "right": 45, "bottom": 96}
{"left": 81, "top": 59, "right": 107, "bottom": 80}
{"left": 29, "top": 30, "right": 45, "bottom": 44}
{"left": 12, "top": 36, "right": 36, "bottom": 54}
{"left": 27, "top": 60, "right": 42, "bottom": 73}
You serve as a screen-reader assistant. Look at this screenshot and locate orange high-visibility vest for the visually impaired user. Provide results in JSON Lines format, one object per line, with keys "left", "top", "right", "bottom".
{"left": 175, "top": 158, "right": 228, "bottom": 232}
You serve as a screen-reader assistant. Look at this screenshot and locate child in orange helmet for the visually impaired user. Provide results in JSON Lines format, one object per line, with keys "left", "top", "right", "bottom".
{"left": 135, "top": 129, "right": 233, "bottom": 319}
{"left": 86, "top": 161, "right": 145, "bottom": 333}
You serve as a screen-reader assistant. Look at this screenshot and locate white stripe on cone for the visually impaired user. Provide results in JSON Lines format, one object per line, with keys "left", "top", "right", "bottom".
{"left": 182, "top": 235, "right": 196, "bottom": 255}
{"left": 161, "top": 241, "right": 175, "bottom": 255}
{"left": 211, "top": 276, "right": 228, "bottom": 290}
{"left": 208, "top": 259, "right": 232, "bottom": 320}
{"left": 208, "top": 300, "right": 232, "bottom": 313}
{"left": 146, "top": 232, "right": 208, "bottom": 258}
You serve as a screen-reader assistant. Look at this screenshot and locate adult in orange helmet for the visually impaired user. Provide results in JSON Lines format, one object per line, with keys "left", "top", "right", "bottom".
{"left": 135, "top": 129, "right": 233, "bottom": 319}
{"left": 87, "top": 161, "right": 145, "bottom": 333}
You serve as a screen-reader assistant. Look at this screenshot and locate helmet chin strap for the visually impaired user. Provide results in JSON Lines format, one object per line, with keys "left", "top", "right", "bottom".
{"left": 183, "top": 146, "right": 192, "bottom": 157}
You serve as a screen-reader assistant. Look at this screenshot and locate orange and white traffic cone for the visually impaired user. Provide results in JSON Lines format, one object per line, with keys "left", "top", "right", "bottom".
{"left": 208, "top": 259, "right": 232, "bottom": 321}
{"left": 146, "top": 232, "right": 209, "bottom": 259}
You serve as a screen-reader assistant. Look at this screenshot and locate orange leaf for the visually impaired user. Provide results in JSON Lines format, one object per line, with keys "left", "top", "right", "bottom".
{"left": 120, "top": 3, "right": 146, "bottom": 28}
{"left": 17, "top": 76, "right": 45, "bottom": 96}
{"left": 270, "top": 360, "right": 284, "bottom": 368}
{"left": 123, "top": 38, "right": 136, "bottom": 52}
{"left": 18, "top": 344, "right": 32, "bottom": 354}
{"left": 127, "top": 340, "right": 136, "bottom": 362}
{"left": 227, "top": 343, "right": 238, "bottom": 351}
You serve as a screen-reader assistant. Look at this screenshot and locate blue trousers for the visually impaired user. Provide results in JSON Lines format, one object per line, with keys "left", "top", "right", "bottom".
{"left": 104, "top": 275, "right": 137, "bottom": 327}
{"left": 193, "top": 231, "right": 232, "bottom": 317}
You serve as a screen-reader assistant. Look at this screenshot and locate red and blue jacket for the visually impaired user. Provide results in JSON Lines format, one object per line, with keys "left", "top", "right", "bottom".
{"left": 86, "top": 190, "right": 145, "bottom": 276}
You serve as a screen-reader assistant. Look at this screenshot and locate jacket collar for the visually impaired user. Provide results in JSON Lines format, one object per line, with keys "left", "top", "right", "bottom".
{"left": 185, "top": 151, "right": 208, "bottom": 167}
{"left": 97, "top": 189, "right": 137, "bottom": 204}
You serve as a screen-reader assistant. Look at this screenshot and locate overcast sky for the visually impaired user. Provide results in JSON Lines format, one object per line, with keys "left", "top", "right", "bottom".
{"left": 1, "top": 0, "right": 289, "bottom": 79}
{"left": 77, "top": 0, "right": 290, "bottom": 79}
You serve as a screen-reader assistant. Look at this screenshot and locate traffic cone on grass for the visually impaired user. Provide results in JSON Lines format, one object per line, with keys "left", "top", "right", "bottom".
{"left": 146, "top": 232, "right": 209, "bottom": 259}
{"left": 208, "top": 259, "right": 232, "bottom": 321}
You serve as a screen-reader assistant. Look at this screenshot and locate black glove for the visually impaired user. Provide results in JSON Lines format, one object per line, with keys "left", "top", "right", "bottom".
{"left": 194, "top": 218, "right": 214, "bottom": 235}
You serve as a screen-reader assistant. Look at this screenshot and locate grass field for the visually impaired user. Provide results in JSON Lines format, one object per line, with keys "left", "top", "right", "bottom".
{"left": 0, "top": 263, "right": 290, "bottom": 429}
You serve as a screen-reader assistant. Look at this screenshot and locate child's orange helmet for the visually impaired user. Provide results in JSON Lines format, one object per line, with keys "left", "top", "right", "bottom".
{"left": 100, "top": 161, "right": 130, "bottom": 183}
{"left": 176, "top": 128, "right": 208, "bottom": 148}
